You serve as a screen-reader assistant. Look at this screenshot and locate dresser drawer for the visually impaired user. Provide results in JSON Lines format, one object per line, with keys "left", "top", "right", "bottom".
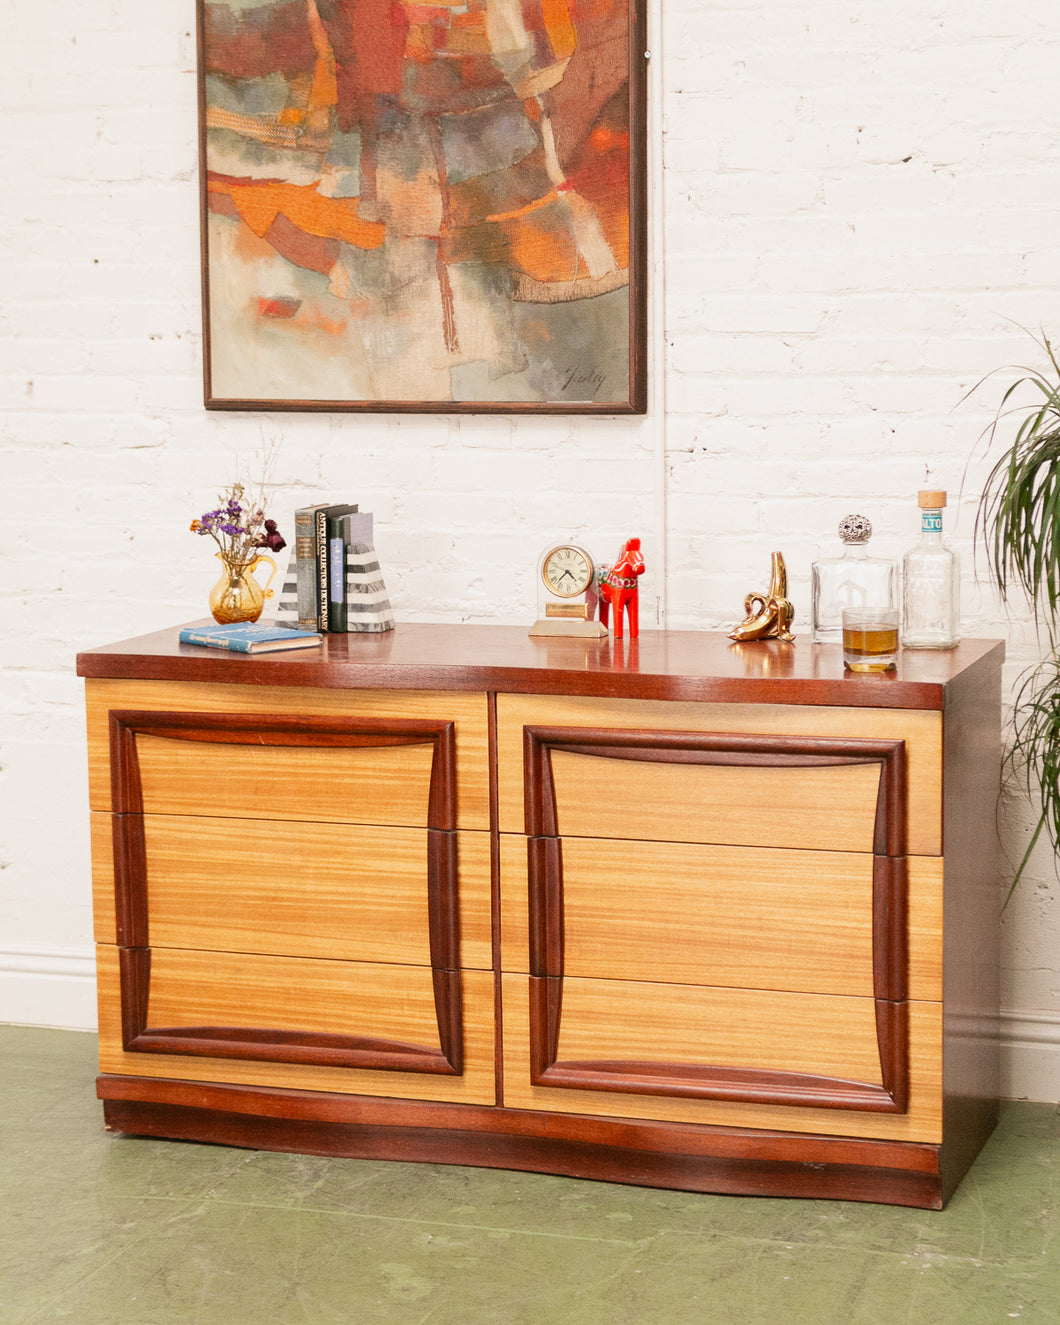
{"left": 500, "top": 835, "right": 942, "bottom": 1001}
{"left": 124, "top": 946, "right": 454, "bottom": 1046}
{"left": 96, "top": 946, "right": 497, "bottom": 1106}
{"left": 133, "top": 731, "right": 440, "bottom": 828}
{"left": 497, "top": 694, "right": 941, "bottom": 855}
{"left": 93, "top": 812, "right": 492, "bottom": 969}
{"left": 86, "top": 679, "right": 491, "bottom": 830}
{"left": 546, "top": 749, "right": 883, "bottom": 851}
{"left": 534, "top": 974, "right": 892, "bottom": 1082}
{"left": 501, "top": 974, "right": 943, "bottom": 1144}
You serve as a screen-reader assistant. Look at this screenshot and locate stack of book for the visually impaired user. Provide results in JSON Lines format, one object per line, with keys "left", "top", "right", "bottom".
{"left": 275, "top": 502, "right": 395, "bottom": 633}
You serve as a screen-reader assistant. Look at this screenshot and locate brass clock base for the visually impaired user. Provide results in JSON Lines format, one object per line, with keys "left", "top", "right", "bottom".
{"left": 529, "top": 619, "right": 610, "bottom": 639}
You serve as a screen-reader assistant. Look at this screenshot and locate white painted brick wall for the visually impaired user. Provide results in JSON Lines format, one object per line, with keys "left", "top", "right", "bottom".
{"left": 2, "top": 0, "right": 1058, "bottom": 1094}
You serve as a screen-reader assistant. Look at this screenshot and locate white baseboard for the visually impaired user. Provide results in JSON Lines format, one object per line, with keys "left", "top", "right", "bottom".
{"left": 0, "top": 945, "right": 97, "bottom": 1032}
{"left": 1000, "top": 1009, "right": 1060, "bottom": 1103}
{"left": 0, "top": 947, "right": 1057, "bottom": 1101}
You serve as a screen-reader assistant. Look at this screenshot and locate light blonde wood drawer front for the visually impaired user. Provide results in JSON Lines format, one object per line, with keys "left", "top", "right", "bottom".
{"left": 501, "top": 975, "right": 942, "bottom": 1144}
{"left": 147, "top": 948, "right": 449, "bottom": 1042}
{"left": 549, "top": 750, "right": 882, "bottom": 852}
{"left": 500, "top": 836, "right": 943, "bottom": 1001}
{"left": 93, "top": 810, "right": 495, "bottom": 971}
{"left": 550, "top": 977, "right": 887, "bottom": 1082}
{"left": 135, "top": 732, "right": 437, "bottom": 828}
{"left": 497, "top": 695, "right": 941, "bottom": 855}
{"left": 96, "top": 946, "right": 497, "bottom": 1106}
{"left": 140, "top": 817, "right": 491, "bottom": 970}
{"left": 91, "top": 811, "right": 117, "bottom": 942}
{"left": 85, "top": 680, "right": 490, "bottom": 830}
{"left": 561, "top": 840, "right": 877, "bottom": 993}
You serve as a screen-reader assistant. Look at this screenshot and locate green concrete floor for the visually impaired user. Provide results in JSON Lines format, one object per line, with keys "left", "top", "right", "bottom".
{"left": 2, "top": 1027, "right": 1058, "bottom": 1324}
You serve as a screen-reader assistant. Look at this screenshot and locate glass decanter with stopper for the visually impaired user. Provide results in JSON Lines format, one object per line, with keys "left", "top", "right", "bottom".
{"left": 902, "top": 490, "right": 959, "bottom": 649}
{"left": 811, "top": 514, "right": 898, "bottom": 644}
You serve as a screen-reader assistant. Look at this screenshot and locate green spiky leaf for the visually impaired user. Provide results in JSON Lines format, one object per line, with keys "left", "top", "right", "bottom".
{"left": 971, "top": 329, "right": 1060, "bottom": 902}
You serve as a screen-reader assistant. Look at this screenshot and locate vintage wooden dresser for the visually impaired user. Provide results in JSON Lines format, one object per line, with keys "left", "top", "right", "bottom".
{"left": 77, "top": 624, "right": 1004, "bottom": 1208}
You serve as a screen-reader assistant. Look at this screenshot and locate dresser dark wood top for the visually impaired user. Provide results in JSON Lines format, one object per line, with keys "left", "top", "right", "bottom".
{"left": 76, "top": 622, "right": 1005, "bottom": 711}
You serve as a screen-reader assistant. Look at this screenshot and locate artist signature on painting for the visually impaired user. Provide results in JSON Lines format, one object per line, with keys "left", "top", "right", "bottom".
{"left": 560, "top": 364, "right": 606, "bottom": 396}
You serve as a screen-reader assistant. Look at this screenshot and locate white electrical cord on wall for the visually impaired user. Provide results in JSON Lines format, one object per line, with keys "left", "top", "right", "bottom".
{"left": 647, "top": 0, "right": 668, "bottom": 626}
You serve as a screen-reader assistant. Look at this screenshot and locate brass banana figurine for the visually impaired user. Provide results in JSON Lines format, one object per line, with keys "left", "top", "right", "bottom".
{"left": 728, "top": 551, "right": 796, "bottom": 642}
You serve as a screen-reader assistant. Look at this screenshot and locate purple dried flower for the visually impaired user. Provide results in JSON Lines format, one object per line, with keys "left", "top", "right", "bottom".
{"left": 192, "top": 469, "right": 280, "bottom": 563}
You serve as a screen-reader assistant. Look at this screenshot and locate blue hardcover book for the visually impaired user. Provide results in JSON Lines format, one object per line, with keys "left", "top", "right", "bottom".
{"left": 178, "top": 623, "right": 323, "bottom": 654}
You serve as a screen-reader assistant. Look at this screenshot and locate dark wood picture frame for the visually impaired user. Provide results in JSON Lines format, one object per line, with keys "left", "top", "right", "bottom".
{"left": 197, "top": 0, "right": 647, "bottom": 414}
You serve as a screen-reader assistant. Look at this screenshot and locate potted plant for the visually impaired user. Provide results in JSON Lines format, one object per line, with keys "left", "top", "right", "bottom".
{"left": 975, "top": 329, "right": 1060, "bottom": 896}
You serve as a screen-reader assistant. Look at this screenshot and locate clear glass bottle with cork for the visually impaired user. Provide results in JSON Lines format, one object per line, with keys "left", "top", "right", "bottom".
{"left": 902, "top": 489, "right": 959, "bottom": 649}
{"left": 811, "top": 514, "right": 898, "bottom": 644}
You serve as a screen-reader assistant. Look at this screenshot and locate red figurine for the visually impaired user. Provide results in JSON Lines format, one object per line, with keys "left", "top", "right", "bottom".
{"left": 599, "top": 538, "right": 645, "bottom": 638}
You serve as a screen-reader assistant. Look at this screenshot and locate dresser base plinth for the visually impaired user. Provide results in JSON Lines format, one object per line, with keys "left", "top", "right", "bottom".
{"left": 97, "top": 1075, "right": 970, "bottom": 1210}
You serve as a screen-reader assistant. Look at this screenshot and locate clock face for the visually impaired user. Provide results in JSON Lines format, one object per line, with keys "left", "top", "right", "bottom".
{"left": 542, "top": 545, "right": 593, "bottom": 598}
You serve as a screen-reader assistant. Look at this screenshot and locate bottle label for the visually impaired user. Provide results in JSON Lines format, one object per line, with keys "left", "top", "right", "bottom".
{"left": 921, "top": 511, "right": 942, "bottom": 533}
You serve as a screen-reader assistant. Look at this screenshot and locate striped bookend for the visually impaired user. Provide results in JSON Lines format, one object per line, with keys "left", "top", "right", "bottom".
{"left": 274, "top": 551, "right": 300, "bottom": 628}
{"left": 274, "top": 544, "right": 394, "bottom": 632}
{"left": 345, "top": 541, "right": 394, "bottom": 632}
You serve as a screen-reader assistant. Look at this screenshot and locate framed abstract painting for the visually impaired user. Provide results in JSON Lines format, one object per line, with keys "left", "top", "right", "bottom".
{"left": 197, "top": 0, "right": 647, "bottom": 413}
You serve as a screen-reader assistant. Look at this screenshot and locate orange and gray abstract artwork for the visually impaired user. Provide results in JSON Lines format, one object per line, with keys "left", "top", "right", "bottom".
{"left": 200, "top": 0, "right": 644, "bottom": 411}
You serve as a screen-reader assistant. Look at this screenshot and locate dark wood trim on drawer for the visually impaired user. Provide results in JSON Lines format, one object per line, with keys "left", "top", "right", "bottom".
{"left": 111, "top": 812, "right": 148, "bottom": 949}
{"left": 875, "top": 1000, "right": 910, "bottom": 1113}
{"left": 431, "top": 969, "right": 464, "bottom": 1076}
{"left": 426, "top": 829, "right": 461, "bottom": 973}
{"left": 108, "top": 709, "right": 459, "bottom": 827}
{"left": 121, "top": 1023, "right": 461, "bottom": 1075}
{"left": 523, "top": 725, "right": 910, "bottom": 1114}
{"left": 109, "top": 709, "right": 464, "bottom": 1076}
{"left": 522, "top": 725, "right": 907, "bottom": 851}
{"left": 527, "top": 836, "right": 564, "bottom": 979}
{"left": 873, "top": 856, "right": 909, "bottom": 1003}
{"left": 526, "top": 974, "right": 909, "bottom": 1113}
{"left": 118, "top": 947, "right": 151, "bottom": 1051}
{"left": 96, "top": 1075, "right": 946, "bottom": 1208}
